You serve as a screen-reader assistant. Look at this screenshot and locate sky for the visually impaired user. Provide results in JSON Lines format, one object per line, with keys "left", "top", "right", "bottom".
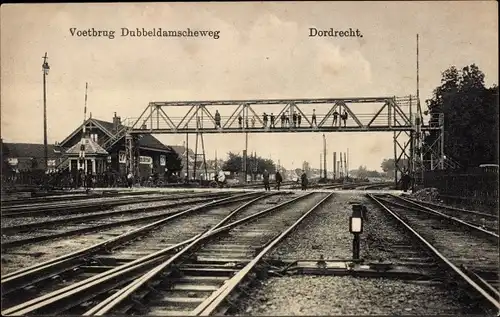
{"left": 1, "top": 2, "right": 498, "bottom": 171}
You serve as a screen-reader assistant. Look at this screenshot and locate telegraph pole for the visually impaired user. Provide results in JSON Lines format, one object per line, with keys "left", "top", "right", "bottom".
{"left": 244, "top": 131, "right": 248, "bottom": 183}
{"left": 333, "top": 152, "right": 337, "bottom": 180}
{"left": 319, "top": 154, "right": 322, "bottom": 178}
{"left": 340, "top": 152, "right": 343, "bottom": 178}
{"left": 42, "top": 53, "right": 50, "bottom": 172}
{"left": 346, "top": 148, "right": 349, "bottom": 179}
{"left": 344, "top": 151, "right": 348, "bottom": 179}
{"left": 323, "top": 134, "right": 327, "bottom": 179}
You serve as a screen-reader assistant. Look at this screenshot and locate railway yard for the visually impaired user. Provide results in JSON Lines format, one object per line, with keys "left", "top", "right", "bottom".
{"left": 0, "top": 184, "right": 498, "bottom": 316}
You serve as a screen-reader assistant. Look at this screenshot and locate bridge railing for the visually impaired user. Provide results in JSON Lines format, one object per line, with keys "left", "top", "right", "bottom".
{"left": 125, "top": 112, "right": 413, "bottom": 131}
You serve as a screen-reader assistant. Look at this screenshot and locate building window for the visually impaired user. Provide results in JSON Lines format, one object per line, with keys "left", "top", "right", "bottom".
{"left": 90, "top": 133, "right": 98, "bottom": 143}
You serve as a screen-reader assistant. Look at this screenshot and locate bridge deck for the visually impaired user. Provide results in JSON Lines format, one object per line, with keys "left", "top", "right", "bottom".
{"left": 130, "top": 125, "right": 439, "bottom": 134}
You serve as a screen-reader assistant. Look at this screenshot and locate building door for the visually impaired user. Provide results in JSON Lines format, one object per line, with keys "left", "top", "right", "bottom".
{"left": 70, "top": 160, "right": 78, "bottom": 172}
{"left": 86, "top": 160, "right": 93, "bottom": 174}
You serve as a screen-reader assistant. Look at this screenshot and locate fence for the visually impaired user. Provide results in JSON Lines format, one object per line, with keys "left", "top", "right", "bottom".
{"left": 423, "top": 167, "right": 499, "bottom": 206}
{"left": 2, "top": 170, "right": 183, "bottom": 191}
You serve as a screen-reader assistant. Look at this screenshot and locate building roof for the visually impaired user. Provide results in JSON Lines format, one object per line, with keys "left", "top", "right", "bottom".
{"left": 2, "top": 143, "right": 61, "bottom": 159}
{"left": 60, "top": 117, "right": 171, "bottom": 152}
{"left": 135, "top": 134, "right": 170, "bottom": 151}
{"left": 169, "top": 145, "right": 195, "bottom": 157}
{"left": 65, "top": 138, "right": 109, "bottom": 156}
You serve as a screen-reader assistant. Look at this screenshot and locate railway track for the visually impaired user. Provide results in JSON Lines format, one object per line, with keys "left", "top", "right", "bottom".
{"left": 1, "top": 190, "right": 175, "bottom": 207}
{"left": 1, "top": 192, "right": 265, "bottom": 312}
{"left": 368, "top": 193, "right": 499, "bottom": 314}
{"left": 319, "top": 182, "right": 391, "bottom": 190}
{"left": 1, "top": 192, "right": 226, "bottom": 218}
{"left": 402, "top": 196, "right": 498, "bottom": 231}
{"left": 2, "top": 192, "right": 331, "bottom": 316}
{"left": 1, "top": 193, "right": 232, "bottom": 249}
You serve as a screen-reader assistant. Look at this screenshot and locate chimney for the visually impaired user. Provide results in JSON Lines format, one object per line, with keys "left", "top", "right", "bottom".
{"left": 113, "top": 112, "right": 121, "bottom": 132}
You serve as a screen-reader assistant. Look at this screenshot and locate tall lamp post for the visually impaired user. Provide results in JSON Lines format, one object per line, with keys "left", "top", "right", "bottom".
{"left": 42, "top": 53, "right": 50, "bottom": 172}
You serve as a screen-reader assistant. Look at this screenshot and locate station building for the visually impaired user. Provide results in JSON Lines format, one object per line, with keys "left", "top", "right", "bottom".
{"left": 2, "top": 113, "right": 191, "bottom": 180}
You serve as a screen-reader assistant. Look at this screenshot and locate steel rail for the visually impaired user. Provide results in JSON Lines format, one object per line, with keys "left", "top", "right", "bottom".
{"left": 391, "top": 194, "right": 498, "bottom": 238}
{"left": 367, "top": 194, "right": 500, "bottom": 310}
{"left": 403, "top": 197, "right": 498, "bottom": 220}
{"left": 2, "top": 193, "right": 272, "bottom": 316}
{"left": 84, "top": 192, "right": 318, "bottom": 315}
{"left": 1, "top": 192, "right": 227, "bottom": 217}
{"left": 1, "top": 196, "right": 236, "bottom": 249}
{"left": 1, "top": 189, "right": 179, "bottom": 206}
{"left": 375, "top": 196, "right": 498, "bottom": 237}
{"left": 1, "top": 192, "right": 258, "bottom": 293}
{"left": 1, "top": 194, "right": 229, "bottom": 234}
{"left": 195, "top": 192, "right": 333, "bottom": 316}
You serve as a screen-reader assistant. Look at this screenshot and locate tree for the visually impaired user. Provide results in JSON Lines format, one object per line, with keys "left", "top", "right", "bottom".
{"left": 222, "top": 152, "right": 242, "bottom": 173}
{"left": 425, "top": 64, "right": 499, "bottom": 168}
{"left": 222, "top": 152, "right": 276, "bottom": 174}
{"left": 356, "top": 165, "right": 368, "bottom": 179}
{"left": 380, "top": 158, "right": 409, "bottom": 177}
{"left": 349, "top": 166, "right": 382, "bottom": 179}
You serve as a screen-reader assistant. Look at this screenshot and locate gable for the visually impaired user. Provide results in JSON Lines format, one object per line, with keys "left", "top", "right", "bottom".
{"left": 59, "top": 119, "right": 114, "bottom": 147}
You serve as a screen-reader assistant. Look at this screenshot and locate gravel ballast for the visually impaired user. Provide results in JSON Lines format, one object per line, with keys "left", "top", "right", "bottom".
{"left": 238, "top": 276, "right": 467, "bottom": 316}
{"left": 239, "top": 192, "right": 473, "bottom": 315}
{"left": 268, "top": 193, "right": 354, "bottom": 260}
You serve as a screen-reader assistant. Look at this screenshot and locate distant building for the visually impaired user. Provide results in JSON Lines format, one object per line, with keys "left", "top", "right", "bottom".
{"left": 1, "top": 142, "right": 63, "bottom": 173}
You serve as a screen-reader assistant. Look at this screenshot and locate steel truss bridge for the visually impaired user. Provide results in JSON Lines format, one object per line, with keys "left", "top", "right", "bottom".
{"left": 114, "top": 96, "right": 456, "bottom": 186}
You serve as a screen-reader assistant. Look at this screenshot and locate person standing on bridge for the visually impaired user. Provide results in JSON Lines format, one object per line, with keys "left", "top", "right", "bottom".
{"left": 251, "top": 116, "right": 256, "bottom": 128}
{"left": 238, "top": 115, "right": 243, "bottom": 128}
{"left": 311, "top": 109, "right": 317, "bottom": 127}
{"left": 285, "top": 110, "right": 291, "bottom": 127}
{"left": 215, "top": 110, "right": 221, "bottom": 129}
{"left": 301, "top": 170, "right": 308, "bottom": 190}
{"left": 297, "top": 113, "right": 302, "bottom": 127}
{"left": 270, "top": 113, "right": 275, "bottom": 128}
{"left": 341, "top": 110, "right": 348, "bottom": 127}
{"left": 332, "top": 110, "right": 339, "bottom": 126}
{"left": 280, "top": 113, "right": 286, "bottom": 128}
{"left": 292, "top": 111, "right": 297, "bottom": 127}
{"left": 263, "top": 113, "right": 268, "bottom": 128}
{"left": 275, "top": 170, "right": 283, "bottom": 190}
{"left": 263, "top": 169, "right": 271, "bottom": 191}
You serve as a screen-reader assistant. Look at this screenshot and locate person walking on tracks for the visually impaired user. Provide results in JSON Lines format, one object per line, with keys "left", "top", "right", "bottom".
{"left": 263, "top": 169, "right": 271, "bottom": 191}
{"left": 275, "top": 170, "right": 283, "bottom": 190}
{"left": 401, "top": 173, "right": 412, "bottom": 192}
{"left": 301, "top": 170, "right": 308, "bottom": 190}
